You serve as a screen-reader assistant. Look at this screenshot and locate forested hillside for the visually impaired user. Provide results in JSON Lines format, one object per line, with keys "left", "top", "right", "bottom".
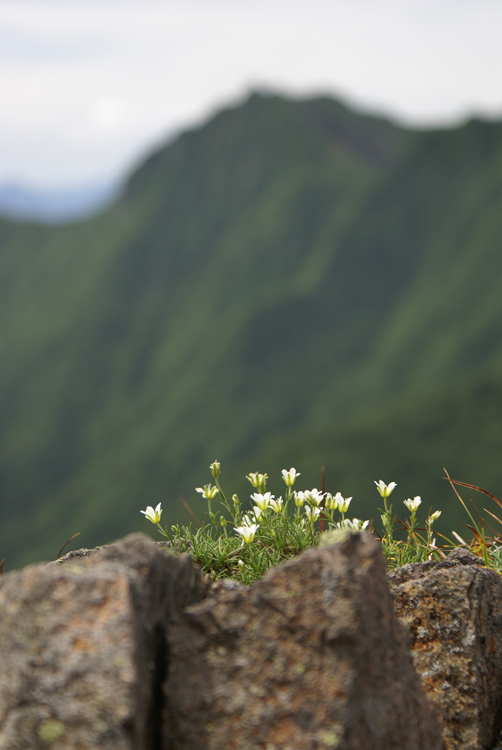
{"left": 1, "top": 92, "right": 501, "bottom": 568}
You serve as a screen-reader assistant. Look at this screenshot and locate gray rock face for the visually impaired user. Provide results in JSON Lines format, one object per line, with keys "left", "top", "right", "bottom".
{"left": 166, "top": 532, "right": 445, "bottom": 750}
{"left": 0, "top": 534, "right": 205, "bottom": 750}
{"left": 8, "top": 532, "right": 500, "bottom": 750}
{"left": 388, "top": 550, "right": 502, "bottom": 750}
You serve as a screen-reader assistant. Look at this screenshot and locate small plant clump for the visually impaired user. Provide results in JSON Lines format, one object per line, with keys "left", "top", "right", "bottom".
{"left": 140, "top": 462, "right": 502, "bottom": 584}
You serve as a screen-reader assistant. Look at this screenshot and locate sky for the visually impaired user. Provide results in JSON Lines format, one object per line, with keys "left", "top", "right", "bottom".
{"left": 1, "top": 0, "right": 502, "bottom": 188}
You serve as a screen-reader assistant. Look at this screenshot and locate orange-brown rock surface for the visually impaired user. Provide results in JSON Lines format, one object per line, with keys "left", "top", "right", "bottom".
{"left": 0, "top": 535, "right": 205, "bottom": 749}
{"left": 388, "top": 549, "right": 502, "bottom": 750}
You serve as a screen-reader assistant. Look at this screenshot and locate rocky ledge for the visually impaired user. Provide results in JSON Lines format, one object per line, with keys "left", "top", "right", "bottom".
{"left": 0, "top": 532, "right": 501, "bottom": 750}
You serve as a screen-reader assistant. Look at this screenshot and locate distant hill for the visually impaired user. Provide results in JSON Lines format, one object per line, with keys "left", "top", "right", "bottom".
{"left": 1, "top": 92, "right": 502, "bottom": 568}
{"left": 0, "top": 181, "right": 121, "bottom": 223}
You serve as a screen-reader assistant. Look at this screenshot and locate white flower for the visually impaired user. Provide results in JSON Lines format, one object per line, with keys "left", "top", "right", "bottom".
{"left": 251, "top": 492, "right": 273, "bottom": 510}
{"left": 375, "top": 480, "right": 397, "bottom": 498}
{"left": 196, "top": 484, "right": 218, "bottom": 499}
{"left": 334, "top": 518, "right": 369, "bottom": 531}
{"left": 333, "top": 519, "right": 348, "bottom": 530}
{"left": 403, "top": 496, "right": 422, "bottom": 513}
{"left": 324, "top": 492, "right": 351, "bottom": 512}
{"left": 304, "top": 489, "right": 324, "bottom": 507}
{"left": 304, "top": 506, "right": 321, "bottom": 522}
{"left": 251, "top": 506, "right": 263, "bottom": 521}
{"left": 246, "top": 472, "right": 267, "bottom": 488}
{"left": 336, "top": 494, "right": 352, "bottom": 513}
{"left": 140, "top": 502, "right": 162, "bottom": 524}
{"left": 234, "top": 524, "right": 259, "bottom": 543}
{"left": 282, "top": 468, "right": 300, "bottom": 486}
{"left": 269, "top": 496, "right": 284, "bottom": 513}
{"left": 241, "top": 514, "right": 255, "bottom": 527}
{"left": 349, "top": 518, "right": 369, "bottom": 530}
{"left": 294, "top": 491, "right": 307, "bottom": 507}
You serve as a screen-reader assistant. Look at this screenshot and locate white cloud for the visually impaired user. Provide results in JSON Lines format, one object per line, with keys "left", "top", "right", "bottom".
{"left": 0, "top": 0, "right": 501, "bottom": 186}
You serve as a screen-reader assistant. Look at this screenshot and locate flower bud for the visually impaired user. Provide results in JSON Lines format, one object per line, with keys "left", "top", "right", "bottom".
{"left": 428, "top": 510, "right": 441, "bottom": 525}
{"left": 210, "top": 461, "right": 221, "bottom": 479}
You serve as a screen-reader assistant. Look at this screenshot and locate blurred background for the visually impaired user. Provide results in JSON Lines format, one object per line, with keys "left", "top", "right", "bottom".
{"left": 1, "top": 0, "right": 502, "bottom": 568}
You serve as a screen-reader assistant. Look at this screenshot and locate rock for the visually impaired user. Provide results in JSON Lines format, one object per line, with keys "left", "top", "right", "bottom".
{"left": 13, "top": 531, "right": 502, "bottom": 750}
{"left": 0, "top": 534, "right": 205, "bottom": 750}
{"left": 388, "top": 549, "right": 502, "bottom": 750}
{"left": 165, "top": 531, "right": 445, "bottom": 750}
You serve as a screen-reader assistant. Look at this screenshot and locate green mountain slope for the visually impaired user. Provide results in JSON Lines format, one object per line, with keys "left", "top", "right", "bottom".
{"left": 243, "top": 366, "right": 502, "bottom": 541}
{"left": 1, "top": 92, "right": 502, "bottom": 567}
